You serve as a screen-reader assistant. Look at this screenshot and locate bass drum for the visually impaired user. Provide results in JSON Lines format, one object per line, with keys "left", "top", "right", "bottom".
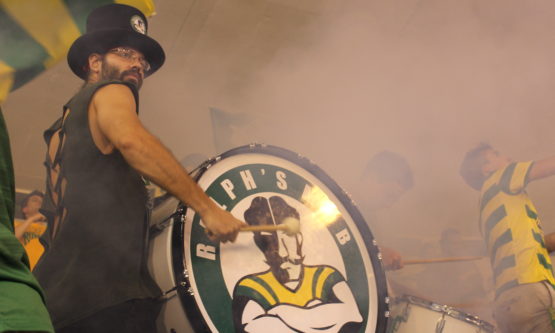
{"left": 148, "top": 144, "right": 389, "bottom": 332}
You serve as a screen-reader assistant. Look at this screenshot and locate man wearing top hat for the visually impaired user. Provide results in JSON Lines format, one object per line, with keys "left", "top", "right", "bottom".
{"left": 33, "top": 4, "right": 245, "bottom": 332}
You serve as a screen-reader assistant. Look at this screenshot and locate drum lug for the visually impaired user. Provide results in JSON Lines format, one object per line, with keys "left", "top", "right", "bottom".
{"left": 435, "top": 314, "right": 446, "bottom": 333}
{"left": 176, "top": 280, "right": 195, "bottom": 296}
{"left": 178, "top": 269, "right": 194, "bottom": 296}
{"left": 179, "top": 281, "right": 195, "bottom": 296}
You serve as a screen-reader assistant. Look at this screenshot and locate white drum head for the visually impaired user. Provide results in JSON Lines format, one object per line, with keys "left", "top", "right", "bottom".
{"left": 170, "top": 144, "right": 388, "bottom": 332}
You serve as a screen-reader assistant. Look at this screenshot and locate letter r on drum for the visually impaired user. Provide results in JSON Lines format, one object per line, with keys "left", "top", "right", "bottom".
{"left": 196, "top": 244, "right": 217, "bottom": 260}
{"left": 336, "top": 229, "right": 351, "bottom": 245}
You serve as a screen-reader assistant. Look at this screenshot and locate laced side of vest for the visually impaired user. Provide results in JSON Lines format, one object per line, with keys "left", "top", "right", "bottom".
{"left": 44, "top": 108, "right": 70, "bottom": 241}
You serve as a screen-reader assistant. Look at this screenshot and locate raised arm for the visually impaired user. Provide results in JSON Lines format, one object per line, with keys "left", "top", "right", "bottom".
{"left": 90, "top": 84, "right": 244, "bottom": 242}
{"left": 14, "top": 214, "right": 45, "bottom": 242}
{"left": 527, "top": 156, "right": 555, "bottom": 182}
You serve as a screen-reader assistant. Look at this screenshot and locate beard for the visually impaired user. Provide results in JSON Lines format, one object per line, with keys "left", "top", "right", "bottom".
{"left": 101, "top": 60, "right": 143, "bottom": 90}
{"left": 264, "top": 252, "right": 304, "bottom": 284}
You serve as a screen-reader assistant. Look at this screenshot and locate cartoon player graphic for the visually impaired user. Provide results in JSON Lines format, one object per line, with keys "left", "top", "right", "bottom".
{"left": 232, "top": 196, "right": 363, "bottom": 333}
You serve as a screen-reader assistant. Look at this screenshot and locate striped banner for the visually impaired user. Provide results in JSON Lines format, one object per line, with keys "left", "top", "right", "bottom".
{"left": 0, "top": 0, "right": 155, "bottom": 104}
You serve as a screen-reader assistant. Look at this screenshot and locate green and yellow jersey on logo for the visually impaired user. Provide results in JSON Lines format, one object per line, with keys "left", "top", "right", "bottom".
{"left": 234, "top": 265, "right": 344, "bottom": 310}
{"left": 479, "top": 161, "right": 555, "bottom": 298}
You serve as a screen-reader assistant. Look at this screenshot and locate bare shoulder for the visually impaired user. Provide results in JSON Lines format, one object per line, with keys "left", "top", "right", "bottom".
{"left": 92, "top": 83, "right": 136, "bottom": 109}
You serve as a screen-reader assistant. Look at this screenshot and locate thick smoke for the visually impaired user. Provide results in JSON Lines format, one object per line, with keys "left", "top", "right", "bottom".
{"left": 6, "top": 0, "right": 555, "bottom": 328}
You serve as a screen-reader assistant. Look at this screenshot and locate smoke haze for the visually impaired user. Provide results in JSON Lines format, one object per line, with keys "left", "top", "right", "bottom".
{"left": 6, "top": 0, "right": 555, "bottom": 326}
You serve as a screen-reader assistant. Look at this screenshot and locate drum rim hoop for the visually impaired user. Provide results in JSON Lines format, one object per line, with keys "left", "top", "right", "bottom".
{"left": 172, "top": 143, "right": 390, "bottom": 332}
{"left": 392, "top": 295, "right": 495, "bottom": 329}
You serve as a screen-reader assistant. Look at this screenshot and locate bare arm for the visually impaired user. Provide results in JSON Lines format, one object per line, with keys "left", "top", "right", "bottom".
{"left": 268, "top": 281, "right": 362, "bottom": 332}
{"left": 544, "top": 232, "right": 555, "bottom": 253}
{"left": 14, "top": 214, "right": 45, "bottom": 241}
{"left": 527, "top": 156, "right": 555, "bottom": 182}
{"left": 240, "top": 300, "right": 296, "bottom": 333}
{"left": 91, "top": 84, "right": 244, "bottom": 242}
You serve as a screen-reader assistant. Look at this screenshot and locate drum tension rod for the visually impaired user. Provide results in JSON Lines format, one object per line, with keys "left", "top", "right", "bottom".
{"left": 161, "top": 286, "right": 178, "bottom": 297}
{"left": 149, "top": 211, "right": 181, "bottom": 237}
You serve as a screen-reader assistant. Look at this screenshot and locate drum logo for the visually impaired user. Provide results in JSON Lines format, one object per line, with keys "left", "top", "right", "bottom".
{"left": 187, "top": 163, "right": 375, "bottom": 332}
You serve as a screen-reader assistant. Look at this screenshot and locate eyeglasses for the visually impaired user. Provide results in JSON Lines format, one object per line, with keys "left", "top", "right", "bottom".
{"left": 107, "top": 47, "right": 151, "bottom": 72}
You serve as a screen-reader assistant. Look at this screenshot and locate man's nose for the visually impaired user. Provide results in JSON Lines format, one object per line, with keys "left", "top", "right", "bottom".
{"left": 129, "top": 59, "right": 145, "bottom": 75}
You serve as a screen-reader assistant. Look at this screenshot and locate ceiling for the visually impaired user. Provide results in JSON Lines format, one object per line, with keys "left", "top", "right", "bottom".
{"left": 5, "top": 0, "right": 555, "bottom": 250}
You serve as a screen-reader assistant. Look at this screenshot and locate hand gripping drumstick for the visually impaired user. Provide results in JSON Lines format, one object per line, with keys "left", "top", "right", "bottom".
{"left": 240, "top": 217, "right": 301, "bottom": 236}
{"left": 403, "top": 256, "right": 485, "bottom": 265}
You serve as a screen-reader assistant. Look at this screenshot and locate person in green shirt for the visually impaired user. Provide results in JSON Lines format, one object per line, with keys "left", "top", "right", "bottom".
{"left": 0, "top": 108, "right": 54, "bottom": 333}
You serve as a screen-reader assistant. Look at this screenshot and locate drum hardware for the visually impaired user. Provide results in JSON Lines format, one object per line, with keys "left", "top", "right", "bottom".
{"left": 176, "top": 269, "right": 195, "bottom": 296}
{"left": 161, "top": 286, "right": 178, "bottom": 297}
{"left": 435, "top": 314, "right": 446, "bottom": 333}
{"left": 149, "top": 211, "right": 181, "bottom": 238}
{"left": 178, "top": 273, "right": 190, "bottom": 290}
{"left": 387, "top": 295, "right": 495, "bottom": 333}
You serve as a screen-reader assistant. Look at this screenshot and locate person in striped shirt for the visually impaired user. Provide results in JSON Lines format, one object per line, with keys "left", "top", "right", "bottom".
{"left": 460, "top": 143, "right": 555, "bottom": 333}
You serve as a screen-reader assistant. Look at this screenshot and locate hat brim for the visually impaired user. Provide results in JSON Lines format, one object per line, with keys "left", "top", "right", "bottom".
{"left": 67, "top": 29, "right": 165, "bottom": 79}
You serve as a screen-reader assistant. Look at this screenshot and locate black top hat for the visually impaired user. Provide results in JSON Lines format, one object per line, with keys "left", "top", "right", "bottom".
{"left": 67, "top": 4, "right": 165, "bottom": 79}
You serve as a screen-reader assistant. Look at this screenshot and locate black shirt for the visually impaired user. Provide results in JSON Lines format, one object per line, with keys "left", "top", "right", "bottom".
{"left": 34, "top": 81, "right": 161, "bottom": 329}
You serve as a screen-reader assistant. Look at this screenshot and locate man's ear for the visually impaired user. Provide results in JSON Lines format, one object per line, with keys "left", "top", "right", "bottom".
{"left": 88, "top": 53, "right": 103, "bottom": 75}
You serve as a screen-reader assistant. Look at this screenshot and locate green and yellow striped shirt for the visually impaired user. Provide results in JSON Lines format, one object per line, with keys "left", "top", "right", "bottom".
{"left": 234, "top": 265, "right": 345, "bottom": 310}
{"left": 479, "top": 161, "right": 555, "bottom": 298}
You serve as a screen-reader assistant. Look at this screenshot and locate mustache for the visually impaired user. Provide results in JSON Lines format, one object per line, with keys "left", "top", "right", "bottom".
{"left": 120, "top": 69, "right": 143, "bottom": 88}
{"left": 265, "top": 254, "right": 305, "bottom": 266}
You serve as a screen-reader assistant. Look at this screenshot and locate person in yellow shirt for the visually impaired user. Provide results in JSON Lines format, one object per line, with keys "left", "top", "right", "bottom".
{"left": 460, "top": 143, "right": 555, "bottom": 333}
{"left": 13, "top": 190, "right": 47, "bottom": 270}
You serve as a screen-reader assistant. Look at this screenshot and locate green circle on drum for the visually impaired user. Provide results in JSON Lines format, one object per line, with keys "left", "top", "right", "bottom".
{"left": 151, "top": 144, "right": 389, "bottom": 332}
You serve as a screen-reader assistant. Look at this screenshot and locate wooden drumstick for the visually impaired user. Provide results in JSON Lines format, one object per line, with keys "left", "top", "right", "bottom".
{"left": 403, "top": 256, "right": 485, "bottom": 265}
{"left": 241, "top": 217, "right": 300, "bottom": 236}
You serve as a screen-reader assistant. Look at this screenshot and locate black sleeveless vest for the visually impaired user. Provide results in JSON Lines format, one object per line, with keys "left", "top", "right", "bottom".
{"left": 34, "top": 81, "right": 161, "bottom": 328}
